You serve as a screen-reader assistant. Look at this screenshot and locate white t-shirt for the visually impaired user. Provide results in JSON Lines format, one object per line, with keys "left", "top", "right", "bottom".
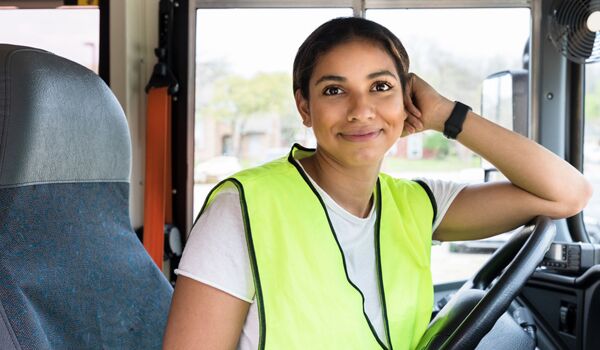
{"left": 175, "top": 164, "right": 466, "bottom": 350}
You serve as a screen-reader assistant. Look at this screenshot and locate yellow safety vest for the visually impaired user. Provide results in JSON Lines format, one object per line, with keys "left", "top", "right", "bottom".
{"left": 201, "top": 144, "right": 434, "bottom": 349}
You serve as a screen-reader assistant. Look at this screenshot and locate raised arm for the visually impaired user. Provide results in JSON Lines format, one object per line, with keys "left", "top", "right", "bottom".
{"left": 403, "top": 74, "right": 593, "bottom": 241}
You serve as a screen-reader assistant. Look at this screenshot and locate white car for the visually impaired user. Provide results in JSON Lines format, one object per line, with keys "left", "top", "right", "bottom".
{"left": 194, "top": 156, "right": 242, "bottom": 183}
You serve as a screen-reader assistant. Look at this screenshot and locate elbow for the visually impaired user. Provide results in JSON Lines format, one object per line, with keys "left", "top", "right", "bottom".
{"left": 551, "top": 178, "right": 594, "bottom": 219}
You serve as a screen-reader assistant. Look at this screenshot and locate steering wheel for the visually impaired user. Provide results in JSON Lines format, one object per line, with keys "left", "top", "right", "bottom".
{"left": 417, "top": 216, "right": 556, "bottom": 350}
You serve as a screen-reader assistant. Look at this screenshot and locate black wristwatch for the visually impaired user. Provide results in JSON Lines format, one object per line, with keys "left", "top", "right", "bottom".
{"left": 443, "top": 101, "right": 472, "bottom": 139}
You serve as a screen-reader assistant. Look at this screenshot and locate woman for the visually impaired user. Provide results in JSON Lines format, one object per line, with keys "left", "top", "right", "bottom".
{"left": 163, "top": 17, "right": 592, "bottom": 350}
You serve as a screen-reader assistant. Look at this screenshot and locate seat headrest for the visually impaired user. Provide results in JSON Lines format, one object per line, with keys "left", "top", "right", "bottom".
{"left": 0, "top": 44, "right": 131, "bottom": 189}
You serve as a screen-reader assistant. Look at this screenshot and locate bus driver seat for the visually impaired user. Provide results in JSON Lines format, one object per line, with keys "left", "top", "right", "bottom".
{"left": 0, "top": 44, "right": 172, "bottom": 349}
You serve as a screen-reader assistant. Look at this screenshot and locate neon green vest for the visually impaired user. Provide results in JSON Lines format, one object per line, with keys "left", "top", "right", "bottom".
{"left": 202, "top": 145, "right": 434, "bottom": 350}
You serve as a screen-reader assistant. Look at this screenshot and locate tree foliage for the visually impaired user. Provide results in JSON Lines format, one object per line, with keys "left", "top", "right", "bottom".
{"left": 423, "top": 132, "right": 450, "bottom": 158}
{"left": 203, "top": 72, "right": 295, "bottom": 121}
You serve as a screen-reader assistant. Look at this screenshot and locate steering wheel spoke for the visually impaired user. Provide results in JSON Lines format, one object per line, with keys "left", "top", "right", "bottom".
{"left": 417, "top": 216, "right": 556, "bottom": 350}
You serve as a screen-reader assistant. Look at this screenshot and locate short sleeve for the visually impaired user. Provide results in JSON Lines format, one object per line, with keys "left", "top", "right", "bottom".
{"left": 175, "top": 188, "right": 255, "bottom": 303}
{"left": 416, "top": 178, "right": 468, "bottom": 232}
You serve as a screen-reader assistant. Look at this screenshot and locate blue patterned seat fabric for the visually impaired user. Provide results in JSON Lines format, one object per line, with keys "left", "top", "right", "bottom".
{"left": 0, "top": 44, "right": 173, "bottom": 350}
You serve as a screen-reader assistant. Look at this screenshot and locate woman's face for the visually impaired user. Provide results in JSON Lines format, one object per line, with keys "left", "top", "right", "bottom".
{"left": 296, "top": 39, "right": 407, "bottom": 168}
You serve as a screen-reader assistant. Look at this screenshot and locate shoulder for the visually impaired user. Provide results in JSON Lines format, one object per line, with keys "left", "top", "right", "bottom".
{"left": 379, "top": 174, "right": 467, "bottom": 229}
{"left": 379, "top": 173, "right": 433, "bottom": 197}
{"left": 413, "top": 177, "right": 468, "bottom": 231}
{"left": 178, "top": 187, "right": 255, "bottom": 303}
{"left": 231, "top": 156, "right": 295, "bottom": 183}
{"left": 224, "top": 156, "right": 307, "bottom": 201}
{"left": 379, "top": 174, "right": 434, "bottom": 220}
{"left": 417, "top": 178, "right": 468, "bottom": 197}
{"left": 414, "top": 178, "right": 468, "bottom": 212}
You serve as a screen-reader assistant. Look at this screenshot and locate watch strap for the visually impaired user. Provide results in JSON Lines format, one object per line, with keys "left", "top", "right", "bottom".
{"left": 443, "top": 101, "right": 472, "bottom": 139}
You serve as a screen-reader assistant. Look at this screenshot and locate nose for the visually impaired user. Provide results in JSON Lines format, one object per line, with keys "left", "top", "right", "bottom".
{"left": 347, "top": 93, "right": 375, "bottom": 122}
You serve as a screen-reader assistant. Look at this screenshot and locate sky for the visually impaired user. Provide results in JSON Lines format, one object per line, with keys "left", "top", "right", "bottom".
{"left": 195, "top": 8, "right": 531, "bottom": 77}
{"left": 0, "top": 7, "right": 530, "bottom": 77}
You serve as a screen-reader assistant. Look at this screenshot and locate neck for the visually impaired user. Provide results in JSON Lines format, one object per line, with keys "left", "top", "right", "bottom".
{"left": 299, "top": 149, "right": 380, "bottom": 218}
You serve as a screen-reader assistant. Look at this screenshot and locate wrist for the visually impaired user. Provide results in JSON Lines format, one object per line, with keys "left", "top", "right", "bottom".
{"left": 433, "top": 98, "right": 454, "bottom": 132}
{"left": 443, "top": 101, "right": 472, "bottom": 139}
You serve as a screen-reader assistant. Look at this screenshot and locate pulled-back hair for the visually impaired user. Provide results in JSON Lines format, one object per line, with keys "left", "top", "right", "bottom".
{"left": 293, "top": 17, "right": 410, "bottom": 99}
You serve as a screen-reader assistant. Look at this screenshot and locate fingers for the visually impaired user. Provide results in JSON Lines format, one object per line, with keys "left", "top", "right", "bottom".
{"left": 402, "top": 76, "right": 423, "bottom": 138}
{"left": 401, "top": 125, "right": 416, "bottom": 137}
{"left": 403, "top": 72, "right": 450, "bottom": 134}
{"left": 403, "top": 73, "right": 422, "bottom": 118}
{"left": 402, "top": 113, "right": 424, "bottom": 137}
{"left": 407, "top": 114, "right": 424, "bottom": 131}
{"left": 405, "top": 96, "right": 421, "bottom": 118}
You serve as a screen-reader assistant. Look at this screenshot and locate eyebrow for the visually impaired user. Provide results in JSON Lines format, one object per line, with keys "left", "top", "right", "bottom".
{"left": 314, "top": 75, "right": 345, "bottom": 85}
{"left": 314, "top": 70, "right": 398, "bottom": 86}
{"left": 367, "top": 70, "right": 398, "bottom": 81}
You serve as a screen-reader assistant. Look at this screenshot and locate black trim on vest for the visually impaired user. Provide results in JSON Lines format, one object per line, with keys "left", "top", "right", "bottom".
{"left": 374, "top": 179, "right": 393, "bottom": 349}
{"left": 192, "top": 178, "right": 231, "bottom": 226}
{"left": 289, "top": 142, "right": 315, "bottom": 154}
{"left": 287, "top": 144, "right": 388, "bottom": 350}
{"left": 414, "top": 180, "right": 437, "bottom": 225}
{"left": 230, "top": 179, "right": 267, "bottom": 350}
{"left": 193, "top": 178, "right": 267, "bottom": 349}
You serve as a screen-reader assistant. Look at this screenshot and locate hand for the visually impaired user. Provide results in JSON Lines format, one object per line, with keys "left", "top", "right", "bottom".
{"left": 401, "top": 73, "right": 455, "bottom": 137}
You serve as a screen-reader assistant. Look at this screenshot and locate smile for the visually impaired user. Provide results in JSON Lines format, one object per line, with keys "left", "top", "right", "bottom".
{"left": 339, "top": 129, "right": 382, "bottom": 142}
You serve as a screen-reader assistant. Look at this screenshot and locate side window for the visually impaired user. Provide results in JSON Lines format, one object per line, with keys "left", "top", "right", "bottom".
{"left": 366, "top": 8, "right": 530, "bottom": 284}
{"left": 584, "top": 63, "right": 600, "bottom": 242}
{"left": 193, "top": 8, "right": 352, "bottom": 217}
{"left": 0, "top": 8, "right": 99, "bottom": 72}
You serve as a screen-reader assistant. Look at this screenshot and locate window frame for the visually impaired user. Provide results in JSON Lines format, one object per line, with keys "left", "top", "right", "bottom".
{"left": 187, "top": 0, "right": 589, "bottom": 243}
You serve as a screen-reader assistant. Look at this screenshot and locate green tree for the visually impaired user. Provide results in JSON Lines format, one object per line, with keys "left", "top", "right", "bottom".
{"left": 423, "top": 132, "right": 450, "bottom": 159}
{"left": 201, "top": 71, "right": 296, "bottom": 156}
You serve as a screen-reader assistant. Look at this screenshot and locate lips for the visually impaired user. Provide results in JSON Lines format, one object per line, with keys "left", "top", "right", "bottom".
{"left": 339, "top": 129, "right": 382, "bottom": 142}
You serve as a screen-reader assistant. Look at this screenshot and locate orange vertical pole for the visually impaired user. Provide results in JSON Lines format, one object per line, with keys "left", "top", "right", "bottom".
{"left": 165, "top": 102, "right": 173, "bottom": 225}
{"left": 143, "top": 87, "right": 170, "bottom": 268}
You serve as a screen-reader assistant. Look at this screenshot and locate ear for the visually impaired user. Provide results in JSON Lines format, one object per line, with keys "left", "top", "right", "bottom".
{"left": 294, "top": 90, "right": 312, "bottom": 127}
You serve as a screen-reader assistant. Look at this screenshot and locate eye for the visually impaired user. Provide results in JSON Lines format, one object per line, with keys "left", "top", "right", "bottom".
{"left": 323, "top": 86, "right": 344, "bottom": 96}
{"left": 371, "top": 81, "right": 393, "bottom": 92}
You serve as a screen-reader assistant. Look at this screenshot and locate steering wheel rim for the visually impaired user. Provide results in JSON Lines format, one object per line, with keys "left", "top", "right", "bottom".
{"left": 418, "top": 216, "right": 556, "bottom": 350}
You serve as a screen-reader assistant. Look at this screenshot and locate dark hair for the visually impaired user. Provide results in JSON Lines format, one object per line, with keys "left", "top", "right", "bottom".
{"left": 293, "top": 17, "right": 410, "bottom": 99}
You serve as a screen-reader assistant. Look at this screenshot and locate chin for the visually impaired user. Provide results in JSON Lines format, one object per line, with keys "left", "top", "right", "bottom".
{"left": 346, "top": 150, "right": 385, "bottom": 167}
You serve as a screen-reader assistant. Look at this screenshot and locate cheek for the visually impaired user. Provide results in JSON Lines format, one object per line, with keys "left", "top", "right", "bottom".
{"left": 310, "top": 100, "right": 344, "bottom": 123}
{"left": 381, "top": 99, "right": 406, "bottom": 125}
{"left": 381, "top": 92, "right": 404, "bottom": 111}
